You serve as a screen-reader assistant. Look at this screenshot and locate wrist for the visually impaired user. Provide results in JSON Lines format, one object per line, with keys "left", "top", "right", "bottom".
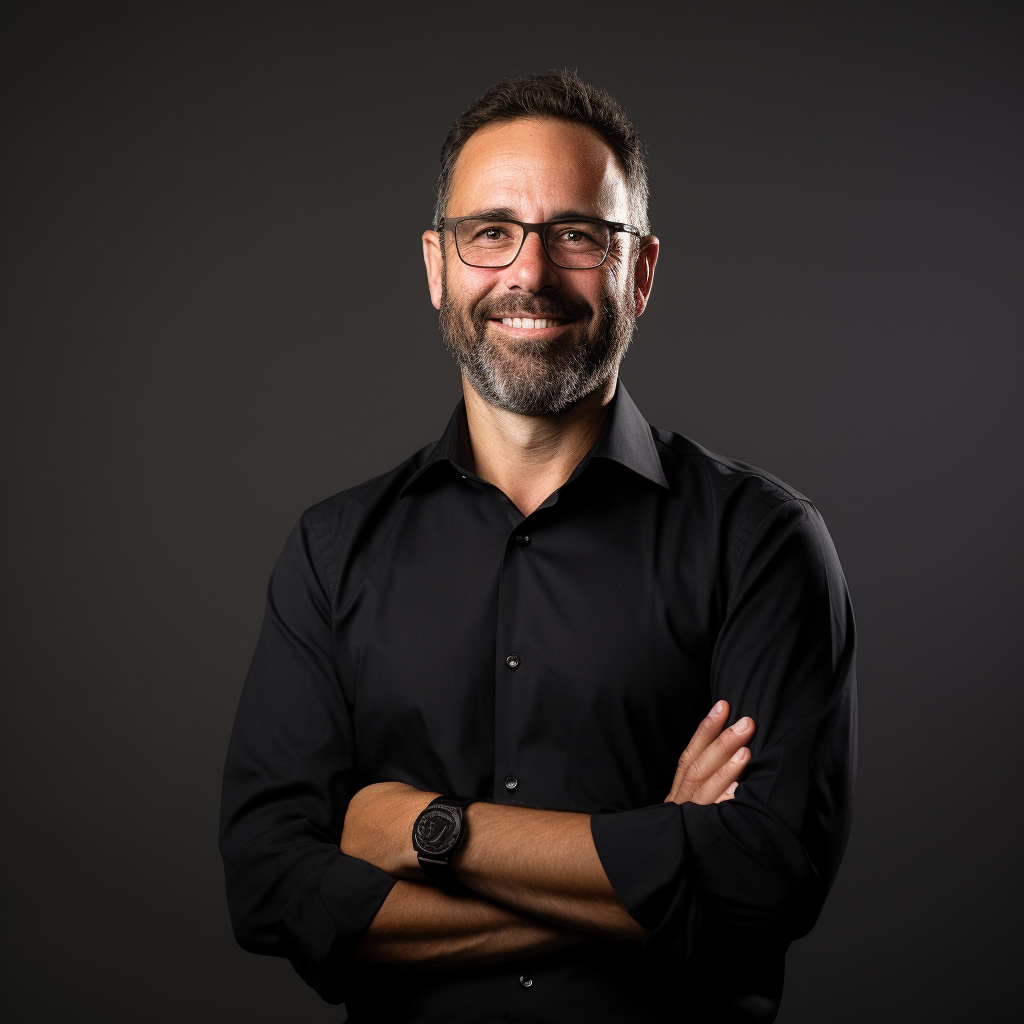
{"left": 340, "top": 782, "right": 439, "bottom": 878}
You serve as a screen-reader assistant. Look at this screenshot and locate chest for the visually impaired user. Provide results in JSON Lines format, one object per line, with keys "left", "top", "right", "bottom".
{"left": 335, "top": 480, "right": 720, "bottom": 809}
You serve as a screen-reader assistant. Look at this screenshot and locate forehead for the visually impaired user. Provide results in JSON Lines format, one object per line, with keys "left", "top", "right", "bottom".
{"left": 447, "top": 117, "right": 629, "bottom": 220}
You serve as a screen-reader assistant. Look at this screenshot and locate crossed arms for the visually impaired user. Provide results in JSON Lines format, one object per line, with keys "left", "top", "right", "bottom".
{"left": 342, "top": 701, "right": 755, "bottom": 968}
{"left": 220, "top": 495, "right": 857, "bottom": 1005}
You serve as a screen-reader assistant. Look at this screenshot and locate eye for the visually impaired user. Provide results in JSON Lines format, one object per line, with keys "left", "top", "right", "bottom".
{"left": 554, "top": 226, "right": 601, "bottom": 247}
{"left": 468, "top": 224, "right": 520, "bottom": 245}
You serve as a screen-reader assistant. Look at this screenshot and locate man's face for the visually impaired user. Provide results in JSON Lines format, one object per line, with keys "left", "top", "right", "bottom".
{"left": 423, "top": 118, "right": 657, "bottom": 416}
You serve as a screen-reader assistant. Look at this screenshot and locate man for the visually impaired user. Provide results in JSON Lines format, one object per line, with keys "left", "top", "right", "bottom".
{"left": 220, "top": 72, "right": 856, "bottom": 1023}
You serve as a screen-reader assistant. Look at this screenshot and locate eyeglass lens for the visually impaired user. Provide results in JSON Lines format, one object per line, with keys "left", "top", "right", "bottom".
{"left": 454, "top": 219, "right": 612, "bottom": 269}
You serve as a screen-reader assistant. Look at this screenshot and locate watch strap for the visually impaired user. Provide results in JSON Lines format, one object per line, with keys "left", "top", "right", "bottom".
{"left": 426, "top": 795, "right": 474, "bottom": 811}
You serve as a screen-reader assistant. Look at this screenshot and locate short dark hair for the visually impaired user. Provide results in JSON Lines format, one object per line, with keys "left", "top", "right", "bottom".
{"left": 434, "top": 71, "right": 650, "bottom": 233}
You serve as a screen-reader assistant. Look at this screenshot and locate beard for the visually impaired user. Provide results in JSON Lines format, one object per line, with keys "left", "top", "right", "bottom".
{"left": 439, "top": 263, "right": 636, "bottom": 416}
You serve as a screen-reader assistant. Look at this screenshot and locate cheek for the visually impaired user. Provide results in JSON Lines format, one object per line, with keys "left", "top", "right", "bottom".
{"left": 607, "top": 266, "right": 637, "bottom": 314}
{"left": 568, "top": 269, "right": 626, "bottom": 315}
{"left": 605, "top": 254, "right": 634, "bottom": 293}
{"left": 447, "top": 266, "right": 500, "bottom": 315}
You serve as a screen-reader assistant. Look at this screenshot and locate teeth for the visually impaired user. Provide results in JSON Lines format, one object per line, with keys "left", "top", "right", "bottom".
{"left": 499, "top": 317, "right": 560, "bottom": 329}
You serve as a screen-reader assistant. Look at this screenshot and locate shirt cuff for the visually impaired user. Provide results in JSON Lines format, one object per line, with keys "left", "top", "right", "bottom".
{"left": 591, "top": 802, "right": 689, "bottom": 940}
{"left": 277, "top": 851, "right": 397, "bottom": 1003}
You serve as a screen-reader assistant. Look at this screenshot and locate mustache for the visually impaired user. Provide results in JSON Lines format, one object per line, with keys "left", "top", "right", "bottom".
{"left": 473, "top": 293, "right": 593, "bottom": 322}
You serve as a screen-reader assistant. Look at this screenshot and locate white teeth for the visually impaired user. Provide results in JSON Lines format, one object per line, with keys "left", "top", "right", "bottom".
{"left": 499, "top": 317, "right": 562, "bottom": 329}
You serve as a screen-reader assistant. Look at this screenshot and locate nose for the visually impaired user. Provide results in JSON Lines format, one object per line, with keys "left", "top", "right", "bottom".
{"left": 499, "top": 228, "right": 561, "bottom": 293}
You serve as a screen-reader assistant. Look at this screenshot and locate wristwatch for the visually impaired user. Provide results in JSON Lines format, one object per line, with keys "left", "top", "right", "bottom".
{"left": 411, "top": 795, "right": 474, "bottom": 882}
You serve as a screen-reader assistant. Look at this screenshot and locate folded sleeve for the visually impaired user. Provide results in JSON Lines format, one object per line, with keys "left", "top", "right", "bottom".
{"left": 218, "top": 512, "right": 397, "bottom": 1003}
{"left": 592, "top": 497, "right": 857, "bottom": 956}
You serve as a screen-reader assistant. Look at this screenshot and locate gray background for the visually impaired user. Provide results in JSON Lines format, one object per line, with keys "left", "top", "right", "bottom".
{"left": 2, "top": 2, "right": 1021, "bottom": 1020}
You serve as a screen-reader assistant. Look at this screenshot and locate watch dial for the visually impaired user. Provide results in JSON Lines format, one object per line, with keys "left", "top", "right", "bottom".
{"left": 414, "top": 806, "right": 462, "bottom": 856}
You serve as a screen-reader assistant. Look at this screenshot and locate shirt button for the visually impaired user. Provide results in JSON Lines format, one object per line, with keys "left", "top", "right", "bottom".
{"left": 515, "top": 534, "right": 530, "bottom": 547}
{"left": 504, "top": 776, "right": 519, "bottom": 791}
{"left": 519, "top": 975, "right": 533, "bottom": 988}
{"left": 506, "top": 654, "right": 520, "bottom": 670}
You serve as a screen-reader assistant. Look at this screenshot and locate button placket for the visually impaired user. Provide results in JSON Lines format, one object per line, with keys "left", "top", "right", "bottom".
{"left": 493, "top": 524, "right": 533, "bottom": 802}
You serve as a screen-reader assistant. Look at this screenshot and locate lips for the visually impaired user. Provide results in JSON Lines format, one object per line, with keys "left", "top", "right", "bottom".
{"left": 477, "top": 296, "right": 591, "bottom": 332}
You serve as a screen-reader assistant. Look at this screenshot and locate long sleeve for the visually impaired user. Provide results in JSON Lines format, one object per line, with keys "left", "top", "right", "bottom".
{"left": 218, "top": 514, "right": 397, "bottom": 1004}
{"left": 219, "top": 398, "right": 856, "bottom": 1020}
{"left": 591, "top": 497, "right": 857, "bottom": 957}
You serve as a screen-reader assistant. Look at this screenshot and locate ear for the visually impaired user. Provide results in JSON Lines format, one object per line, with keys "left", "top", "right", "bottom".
{"left": 422, "top": 229, "right": 444, "bottom": 310}
{"left": 633, "top": 234, "right": 660, "bottom": 318}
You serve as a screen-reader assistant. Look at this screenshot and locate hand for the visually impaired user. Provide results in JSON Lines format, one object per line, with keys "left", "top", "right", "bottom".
{"left": 664, "top": 700, "right": 755, "bottom": 805}
{"left": 340, "top": 781, "right": 438, "bottom": 877}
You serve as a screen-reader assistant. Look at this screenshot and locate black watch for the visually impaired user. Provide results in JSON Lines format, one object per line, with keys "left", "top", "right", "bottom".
{"left": 411, "top": 796, "right": 474, "bottom": 882}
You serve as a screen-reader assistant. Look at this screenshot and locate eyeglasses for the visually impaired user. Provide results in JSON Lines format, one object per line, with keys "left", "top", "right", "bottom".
{"left": 441, "top": 215, "right": 641, "bottom": 270}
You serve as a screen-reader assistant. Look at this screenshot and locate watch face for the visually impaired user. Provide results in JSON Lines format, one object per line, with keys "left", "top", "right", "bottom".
{"left": 414, "top": 805, "right": 462, "bottom": 856}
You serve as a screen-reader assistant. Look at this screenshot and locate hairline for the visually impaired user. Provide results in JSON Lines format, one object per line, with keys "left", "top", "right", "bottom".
{"left": 435, "top": 113, "right": 649, "bottom": 235}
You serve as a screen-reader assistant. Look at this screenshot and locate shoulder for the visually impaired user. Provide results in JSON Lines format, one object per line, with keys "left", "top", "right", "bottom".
{"left": 282, "top": 441, "right": 438, "bottom": 598}
{"left": 652, "top": 426, "right": 813, "bottom": 531}
{"left": 654, "top": 429, "right": 846, "bottom": 603}
{"left": 305, "top": 442, "right": 435, "bottom": 533}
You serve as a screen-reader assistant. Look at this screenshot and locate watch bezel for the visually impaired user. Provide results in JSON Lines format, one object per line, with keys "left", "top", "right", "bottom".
{"left": 412, "top": 803, "right": 464, "bottom": 857}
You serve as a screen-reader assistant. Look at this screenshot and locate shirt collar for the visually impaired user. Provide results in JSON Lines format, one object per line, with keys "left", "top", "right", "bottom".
{"left": 585, "top": 381, "right": 669, "bottom": 489}
{"left": 401, "top": 379, "right": 669, "bottom": 495}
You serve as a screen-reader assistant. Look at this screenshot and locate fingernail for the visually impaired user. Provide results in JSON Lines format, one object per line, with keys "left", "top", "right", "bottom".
{"left": 731, "top": 748, "right": 748, "bottom": 763}
{"left": 712, "top": 701, "right": 726, "bottom": 716}
{"left": 732, "top": 717, "right": 751, "bottom": 734}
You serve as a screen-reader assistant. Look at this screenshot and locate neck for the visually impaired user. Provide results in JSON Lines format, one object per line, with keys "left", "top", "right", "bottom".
{"left": 462, "top": 375, "right": 617, "bottom": 516}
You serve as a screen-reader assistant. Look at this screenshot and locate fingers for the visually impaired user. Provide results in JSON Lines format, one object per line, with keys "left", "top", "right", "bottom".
{"left": 691, "top": 746, "right": 749, "bottom": 805}
{"left": 715, "top": 781, "right": 739, "bottom": 805}
{"left": 666, "top": 711, "right": 756, "bottom": 805}
{"left": 664, "top": 700, "right": 730, "bottom": 803}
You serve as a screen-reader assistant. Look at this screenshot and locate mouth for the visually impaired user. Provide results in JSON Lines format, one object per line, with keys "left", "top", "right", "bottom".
{"left": 489, "top": 316, "right": 573, "bottom": 331}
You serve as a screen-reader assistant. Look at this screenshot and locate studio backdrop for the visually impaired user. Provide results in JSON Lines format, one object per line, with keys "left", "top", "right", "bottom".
{"left": 2, "top": 3, "right": 1021, "bottom": 1021}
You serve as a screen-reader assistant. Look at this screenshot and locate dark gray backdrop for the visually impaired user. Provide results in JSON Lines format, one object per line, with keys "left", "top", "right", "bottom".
{"left": 3, "top": 3, "right": 1021, "bottom": 1021}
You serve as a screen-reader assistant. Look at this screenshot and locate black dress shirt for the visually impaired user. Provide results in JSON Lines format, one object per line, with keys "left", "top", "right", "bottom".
{"left": 219, "top": 383, "right": 857, "bottom": 1023}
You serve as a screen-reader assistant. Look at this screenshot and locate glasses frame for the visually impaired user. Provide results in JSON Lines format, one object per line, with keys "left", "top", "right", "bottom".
{"left": 440, "top": 215, "right": 642, "bottom": 270}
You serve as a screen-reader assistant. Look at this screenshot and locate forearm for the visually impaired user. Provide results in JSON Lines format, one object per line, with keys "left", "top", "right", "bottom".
{"left": 340, "top": 784, "right": 645, "bottom": 943}
{"left": 355, "top": 879, "right": 583, "bottom": 968}
{"left": 452, "top": 803, "right": 646, "bottom": 943}
{"left": 341, "top": 702, "right": 762, "bottom": 957}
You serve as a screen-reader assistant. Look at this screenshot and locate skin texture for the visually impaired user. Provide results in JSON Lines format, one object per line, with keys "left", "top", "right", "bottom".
{"left": 354, "top": 881, "right": 583, "bottom": 969}
{"left": 421, "top": 117, "right": 659, "bottom": 516}
{"left": 346, "top": 117, "right": 757, "bottom": 967}
{"left": 349, "top": 702, "right": 755, "bottom": 964}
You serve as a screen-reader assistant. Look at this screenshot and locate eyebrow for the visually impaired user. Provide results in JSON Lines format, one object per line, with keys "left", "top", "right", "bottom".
{"left": 460, "top": 207, "right": 606, "bottom": 222}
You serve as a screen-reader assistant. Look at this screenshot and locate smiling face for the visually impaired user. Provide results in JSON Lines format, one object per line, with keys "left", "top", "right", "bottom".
{"left": 423, "top": 117, "right": 658, "bottom": 416}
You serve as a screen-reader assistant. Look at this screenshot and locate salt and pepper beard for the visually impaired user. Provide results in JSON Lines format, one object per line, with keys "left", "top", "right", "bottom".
{"left": 439, "top": 253, "right": 637, "bottom": 416}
